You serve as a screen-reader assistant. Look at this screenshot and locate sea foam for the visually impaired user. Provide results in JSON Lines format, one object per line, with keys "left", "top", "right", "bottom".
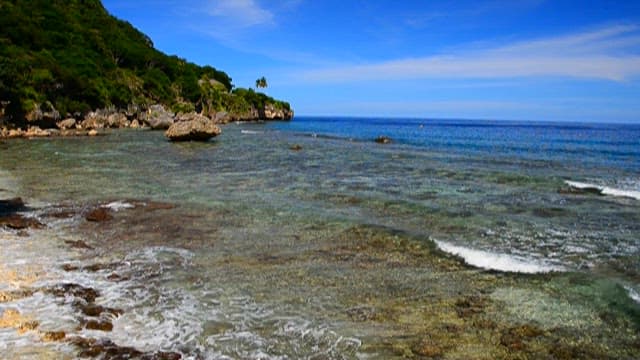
{"left": 625, "top": 286, "right": 640, "bottom": 305}
{"left": 565, "top": 180, "right": 640, "bottom": 201}
{"left": 434, "top": 240, "right": 563, "bottom": 274}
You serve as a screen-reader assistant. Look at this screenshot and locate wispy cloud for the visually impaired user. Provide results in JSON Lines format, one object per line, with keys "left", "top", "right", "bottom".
{"left": 206, "top": 0, "right": 274, "bottom": 28}
{"left": 297, "top": 25, "right": 640, "bottom": 83}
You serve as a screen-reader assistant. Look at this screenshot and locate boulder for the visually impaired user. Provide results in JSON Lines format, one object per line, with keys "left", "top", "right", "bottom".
{"left": 25, "top": 126, "right": 51, "bottom": 137}
{"left": 165, "top": 113, "right": 221, "bottom": 141}
{"left": 107, "top": 113, "right": 128, "bottom": 128}
{"left": 213, "top": 111, "right": 231, "bottom": 124}
{"left": 56, "top": 118, "right": 76, "bottom": 130}
{"left": 81, "top": 111, "right": 108, "bottom": 129}
{"left": 143, "top": 104, "right": 174, "bottom": 130}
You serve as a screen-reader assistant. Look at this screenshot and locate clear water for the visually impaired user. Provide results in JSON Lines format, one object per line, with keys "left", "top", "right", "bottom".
{"left": 1, "top": 117, "right": 639, "bottom": 359}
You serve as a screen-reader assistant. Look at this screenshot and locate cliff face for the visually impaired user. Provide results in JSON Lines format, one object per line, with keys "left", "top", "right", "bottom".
{"left": 0, "top": 0, "right": 292, "bottom": 128}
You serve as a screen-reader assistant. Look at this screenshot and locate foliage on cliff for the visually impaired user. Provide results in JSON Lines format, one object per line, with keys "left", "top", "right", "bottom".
{"left": 0, "top": 0, "right": 290, "bottom": 124}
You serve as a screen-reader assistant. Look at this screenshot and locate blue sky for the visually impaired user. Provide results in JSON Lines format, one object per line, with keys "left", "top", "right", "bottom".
{"left": 102, "top": 0, "right": 640, "bottom": 122}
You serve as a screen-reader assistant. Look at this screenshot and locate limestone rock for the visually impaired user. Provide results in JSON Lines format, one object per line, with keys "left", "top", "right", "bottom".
{"left": 143, "top": 104, "right": 175, "bottom": 130}
{"left": 56, "top": 118, "right": 76, "bottom": 130}
{"left": 165, "top": 113, "right": 221, "bottom": 141}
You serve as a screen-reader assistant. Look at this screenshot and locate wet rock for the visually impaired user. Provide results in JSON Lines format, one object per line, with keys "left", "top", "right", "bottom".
{"left": 70, "top": 337, "right": 143, "bottom": 358}
{"left": 0, "top": 197, "right": 26, "bottom": 214}
{"left": 0, "top": 289, "right": 35, "bottom": 303}
{"left": 88, "top": 129, "right": 99, "bottom": 136}
{"left": 17, "top": 320, "right": 40, "bottom": 333}
{"left": 64, "top": 240, "right": 94, "bottom": 250}
{"left": 165, "top": 113, "right": 221, "bottom": 141}
{"left": 290, "top": 144, "right": 303, "bottom": 151}
{"left": 44, "top": 283, "right": 99, "bottom": 303}
{"left": 62, "top": 264, "right": 80, "bottom": 271}
{"left": 375, "top": 135, "right": 392, "bottom": 144}
{"left": 0, "top": 214, "right": 44, "bottom": 230}
{"left": 82, "top": 319, "right": 113, "bottom": 331}
{"left": 85, "top": 207, "right": 113, "bottom": 222}
{"left": 77, "top": 303, "right": 123, "bottom": 318}
{"left": 141, "top": 352, "right": 182, "bottom": 360}
{"left": 41, "top": 330, "right": 66, "bottom": 342}
{"left": 83, "top": 262, "right": 121, "bottom": 272}
{"left": 106, "top": 273, "right": 130, "bottom": 282}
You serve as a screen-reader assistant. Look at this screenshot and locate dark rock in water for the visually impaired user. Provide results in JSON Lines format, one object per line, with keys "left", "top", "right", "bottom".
{"left": 62, "top": 264, "right": 80, "bottom": 271}
{"left": 64, "top": 240, "right": 94, "bottom": 250}
{"left": 85, "top": 207, "right": 113, "bottom": 222}
{"left": 107, "top": 273, "right": 130, "bottom": 282}
{"left": 44, "top": 283, "right": 99, "bottom": 303}
{"left": 141, "top": 352, "right": 183, "bottom": 360}
{"left": 82, "top": 319, "right": 114, "bottom": 332}
{"left": 165, "top": 113, "right": 221, "bottom": 141}
{"left": 290, "top": 144, "right": 303, "bottom": 151}
{"left": 83, "top": 262, "right": 121, "bottom": 272}
{"left": 0, "top": 214, "right": 44, "bottom": 230}
{"left": 41, "top": 331, "right": 66, "bottom": 342}
{"left": 69, "top": 337, "right": 182, "bottom": 360}
{"left": 0, "top": 197, "right": 26, "bottom": 214}
{"left": 78, "top": 303, "right": 123, "bottom": 317}
{"left": 374, "top": 136, "right": 392, "bottom": 144}
{"left": 70, "top": 337, "right": 143, "bottom": 359}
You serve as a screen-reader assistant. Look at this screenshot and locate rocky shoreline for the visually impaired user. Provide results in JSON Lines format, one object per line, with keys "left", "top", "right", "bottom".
{"left": 0, "top": 102, "right": 293, "bottom": 141}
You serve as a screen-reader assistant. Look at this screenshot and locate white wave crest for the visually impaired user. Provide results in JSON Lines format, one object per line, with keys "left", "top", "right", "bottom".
{"left": 565, "top": 180, "right": 640, "bottom": 201}
{"left": 434, "top": 240, "right": 564, "bottom": 274}
{"left": 625, "top": 286, "right": 640, "bottom": 304}
{"left": 101, "top": 201, "right": 135, "bottom": 211}
{"left": 241, "top": 130, "right": 262, "bottom": 135}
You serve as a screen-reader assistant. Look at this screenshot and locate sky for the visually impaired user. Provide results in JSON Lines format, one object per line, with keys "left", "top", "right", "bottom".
{"left": 101, "top": 0, "right": 640, "bottom": 123}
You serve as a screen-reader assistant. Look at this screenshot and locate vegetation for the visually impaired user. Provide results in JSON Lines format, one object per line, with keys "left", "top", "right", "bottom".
{"left": 255, "top": 77, "right": 268, "bottom": 89}
{"left": 0, "top": 0, "right": 290, "bottom": 125}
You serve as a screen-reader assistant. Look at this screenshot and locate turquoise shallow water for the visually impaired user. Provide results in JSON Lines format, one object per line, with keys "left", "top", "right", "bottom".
{"left": 0, "top": 118, "right": 639, "bottom": 359}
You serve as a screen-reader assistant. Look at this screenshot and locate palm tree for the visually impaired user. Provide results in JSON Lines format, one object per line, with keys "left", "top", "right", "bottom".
{"left": 255, "top": 76, "right": 268, "bottom": 89}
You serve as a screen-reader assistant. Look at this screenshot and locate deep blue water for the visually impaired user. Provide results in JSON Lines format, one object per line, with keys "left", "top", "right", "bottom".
{"left": 271, "top": 117, "right": 640, "bottom": 173}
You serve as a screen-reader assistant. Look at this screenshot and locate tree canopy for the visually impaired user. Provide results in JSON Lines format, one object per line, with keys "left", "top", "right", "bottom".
{"left": 0, "top": 0, "right": 290, "bottom": 124}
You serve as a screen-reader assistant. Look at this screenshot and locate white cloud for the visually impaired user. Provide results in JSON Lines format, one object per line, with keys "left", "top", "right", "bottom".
{"left": 298, "top": 25, "right": 640, "bottom": 82}
{"left": 206, "top": 0, "right": 274, "bottom": 28}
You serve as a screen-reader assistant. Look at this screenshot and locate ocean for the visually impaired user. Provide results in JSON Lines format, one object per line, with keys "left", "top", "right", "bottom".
{"left": 1, "top": 116, "right": 639, "bottom": 359}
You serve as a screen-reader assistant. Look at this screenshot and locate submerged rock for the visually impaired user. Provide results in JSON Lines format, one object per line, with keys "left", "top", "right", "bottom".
{"left": 374, "top": 135, "right": 392, "bottom": 144}
{"left": 85, "top": 207, "right": 113, "bottom": 222}
{"left": 0, "top": 197, "right": 26, "bottom": 214}
{"left": 0, "top": 214, "right": 44, "bottom": 230}
{"left": 165, "top": 114, "right": 221, "bottom": 141}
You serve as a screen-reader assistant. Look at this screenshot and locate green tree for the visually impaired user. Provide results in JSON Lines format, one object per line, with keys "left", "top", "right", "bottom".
{"left": 255, "top": 76, "right": 267, "bottom": 89}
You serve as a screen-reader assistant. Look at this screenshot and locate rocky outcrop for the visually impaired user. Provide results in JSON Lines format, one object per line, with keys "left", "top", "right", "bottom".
{"left": 142, "top": 104, "right": 174, "bottom": 130}
{"left": 56, "top": 118, "right": 76, "bottom": 130}
{"left": 165, "top": 113, "right": 221, "bottom": 141}
{"left": 25, "top": 102, "right": 61, "bottom": 129}
{"left": 2, "top": 101, "right": 293, "bottom": 139}
{"left": 261, "top": 104, "right": 294, "bottom": 120}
